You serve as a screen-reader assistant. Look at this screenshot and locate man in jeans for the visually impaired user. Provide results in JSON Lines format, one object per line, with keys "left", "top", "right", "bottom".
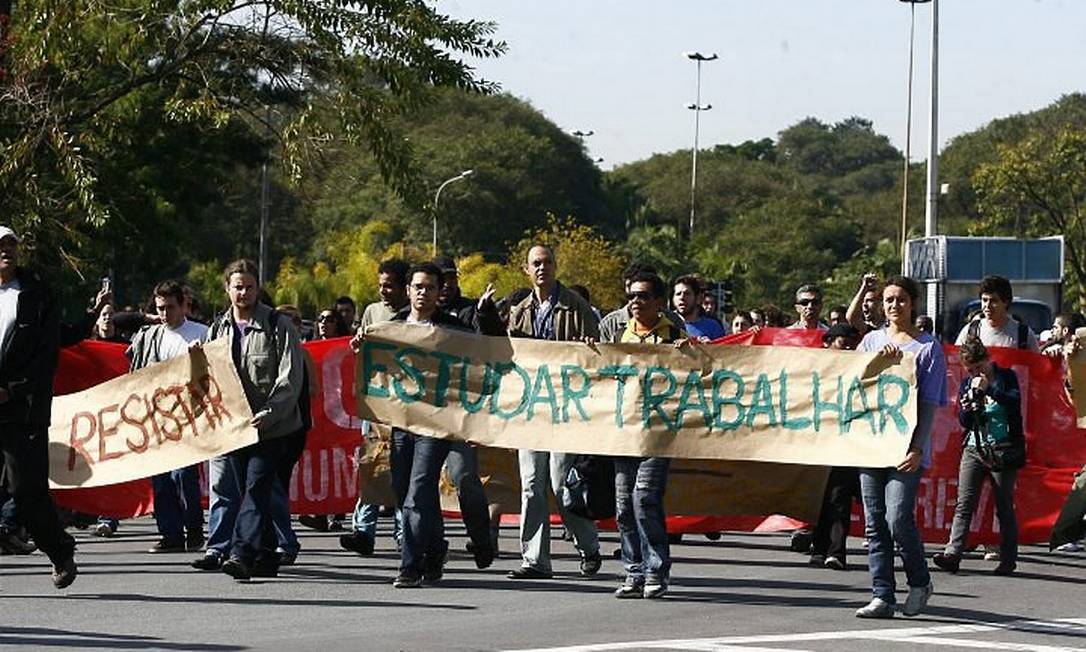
{"left": 605, "top": 270, "right": 681, "bottom": 599}
{"left": 191, "top": 259, "right": 304, "bottom": 580}
{"left": 0, "top": 226, "right": 78, "bottom": 588}
{"left": 506, "top": 244, "right": 603, "bottom": 579}
{"left": 127, "top": 280, "right": 209, "bottom": 554}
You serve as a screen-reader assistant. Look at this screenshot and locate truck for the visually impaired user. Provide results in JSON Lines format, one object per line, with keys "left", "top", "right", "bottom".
{"left": 904, "top": 235, "right": 1064, "bottom": 340}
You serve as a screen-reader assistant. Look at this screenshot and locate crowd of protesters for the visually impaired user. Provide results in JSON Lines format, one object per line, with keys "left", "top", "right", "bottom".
{"left": 1, "top": 222, "right": 1084, "bottom": 619}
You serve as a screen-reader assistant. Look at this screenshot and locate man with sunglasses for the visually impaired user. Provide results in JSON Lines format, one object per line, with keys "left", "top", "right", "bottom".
{"left": 789, "top": 284, "right": 828, "bottom": 331}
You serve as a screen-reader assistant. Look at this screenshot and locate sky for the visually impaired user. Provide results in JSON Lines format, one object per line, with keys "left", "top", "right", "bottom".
{"left": 443, "top": 0, "right": 1086, "bottom": 169}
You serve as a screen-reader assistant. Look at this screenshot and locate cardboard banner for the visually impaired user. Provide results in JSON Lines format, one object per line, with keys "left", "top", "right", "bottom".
{"left": 48, "top": 338, "right": 258, "bottom": 488}
{"left": 356, "top": 322, "right": 919, "bottom": 467}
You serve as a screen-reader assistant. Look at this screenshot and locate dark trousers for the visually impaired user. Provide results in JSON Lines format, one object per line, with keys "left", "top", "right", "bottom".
{"left": 276, "top": 429, "right": 309, "bottom": 491}
{"left": 811, "top": 466, "right": 860, "bottom": 562}
{"left": 228, "top": 438, "right": 286, "bottom": 568}
{"left": 151, "top": 465, "right": 203, "bottom": 540}
{"left": 391, "top": 429, "right": 452, "bottom": 575}
{"left": 0, "top": 487, "right": 17, "bottom": 530}
{"left": 446, "top": 441, "right": 493, "bottom": 552}
{"left": 945, "top": 446, "right": 1019, "bottom": 564}
{"left": 0, "top": 424, "right": 75, "bottom": 564}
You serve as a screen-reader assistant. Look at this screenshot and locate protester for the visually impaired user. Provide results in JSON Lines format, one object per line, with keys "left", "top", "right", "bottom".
{"left": 334, "top": 296, "right": 358, "bottom": 333}
{"left": 827, "top": 305, "right": 849, "bottom": 327}
{"left": 809, "top": 323, "right": 861, "bottom": 571}
{"left": 91, "top": 303, "right": 130, "bottom": 343}
{"left": 749, "top": 308, "right": 767, "bottom": 329}
{"left": 315, "top": 308, "right": 350, "bottom": 341}
{"left": 506, "top": 245, "right": 603, "bottom": 579}
{"left": 847, "top": 272, "right": 884, "bottom": 335}
{"left": 433, "top": 255, "right": 475, "bottom": 320}
{"left": 855, "top": 274, "right": 946, "bottom": 618}
{"left": 0, "top": 226, "right": 78, "bottom": 588}
{"left": 672, "top": 275, "right": 726, "bottom": 341}
{"left": 789, "top": 284, "right": 827, "bottom": 331}
{"left": 933, "top": 336, "right": 1024, "bottom": 576}
{"left": 604, "top": 271, "right": 682, "bottom": 599}
{"left": 954, "top": 275, "right": 1039, "bottom": 352}
{"left": 342, "top": 258, "right": 409, "bottom": 556}
{"left": 127, "top": 280, "right": 209, "bottom": 553}
{"left": 915, "top": 315, "right": 935, "bottom": 335}
{"left": 731, "top": 312, "right": 753, "bottom": 334}
{"left": 600, "top": 262, "right": 682, "bottom": 342}
{"left": 192, "top": 259, "right": 304, "bottom": 581}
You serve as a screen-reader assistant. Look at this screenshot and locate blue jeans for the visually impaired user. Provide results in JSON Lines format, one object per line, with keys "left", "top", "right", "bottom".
{"left": 615, "top": 457, "right": 671, "bottom": 581}
{"left": 517, "top": 450, "right": 600, "bottom": 573}
{"left": 229, "top": 438, "right": 285, "bottom": 567}
{"left": 206, "top": 455, "right": 240, "bottom": 559}
{"left": 393, "top": 430, "right": 452, "bottom": 575}
{"left": 351, "top": 501, "right": 380, "bottom": 538}
{"left": 151, "top": 465, "right": 203, "bottom": 540}
{"left": 446, "top": 441, "right": 492, "bottom": 551}
{"left": 0, "top": 493, "right": 15, "bottom": 531}
{"left": 270, "top": 477, "right": 300, "bottom": 555}
{"left": 860, "top": 467, "right": 930, "bottom": 604}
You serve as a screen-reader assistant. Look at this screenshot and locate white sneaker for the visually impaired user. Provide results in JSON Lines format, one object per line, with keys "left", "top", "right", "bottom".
{"left": 643, "top": 574, "right": 669, "bottom": 599}
{"left": 902, "top": 582, "right": 933, "bottom": 617}
{"left": 93, "top": 522, "right": 114, "bottom": 538}
{"left": 1056, "top": 541, "right": 1084, "bottom": 553}
{"left": 855, "top": 597, "right": 894, "bottom": 619}
{"left": 983, "top": 544, "right": 1000, "bottom": 561}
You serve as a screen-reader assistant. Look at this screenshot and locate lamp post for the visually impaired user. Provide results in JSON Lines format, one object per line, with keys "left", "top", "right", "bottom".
{"left": 684, "top": 51, "right": 717, "bottom": 236}
{"left": 897, "top": 0, "right": 930, "bottom": 273}
{"left": 432, "top": 169, "right": 473, "bottom": 256}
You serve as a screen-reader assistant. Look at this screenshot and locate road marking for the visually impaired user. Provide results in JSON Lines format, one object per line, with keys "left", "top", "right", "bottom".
{"left": 507, "top": 617, "right": 1086, "bottom": 652}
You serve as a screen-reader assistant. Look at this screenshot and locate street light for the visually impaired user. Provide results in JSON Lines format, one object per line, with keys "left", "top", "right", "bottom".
{"left": 433, "top": 169, "right": 473, "bottom": 255}
{"left": 684, "top": 51, "right": 717, "bottom": 236}
{"left": 571, "top": 129, "right": 594, "bottom": 139}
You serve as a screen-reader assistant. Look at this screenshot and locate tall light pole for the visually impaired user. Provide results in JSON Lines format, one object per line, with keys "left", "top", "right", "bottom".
{"left": 432, "top": 169, "right": 473, "bottom": 256}
{"left": 684, "top": 51, "right": 717, "bottom": 236}
{"left": 924, "top": 0, "right": 939, "bottom": 241}
{"left": 897, "top": 0, "right": 930, "bottom": 273}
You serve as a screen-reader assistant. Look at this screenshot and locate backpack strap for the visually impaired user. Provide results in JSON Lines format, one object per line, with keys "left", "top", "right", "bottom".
{"left": 1017, "top": 320, "right": 1028, "bottom": 349}
{"left": 968, "top": 319, "right": 980, "bottom": 340}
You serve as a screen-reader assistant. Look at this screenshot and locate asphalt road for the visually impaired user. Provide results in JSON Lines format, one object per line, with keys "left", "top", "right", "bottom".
{"left": 2, "top": 518, "right": 1085, "bottom": 652}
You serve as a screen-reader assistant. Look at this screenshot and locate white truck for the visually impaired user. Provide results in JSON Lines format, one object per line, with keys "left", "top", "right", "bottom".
{"left": 904, "top": 235, "right": 1064, "bottom": 340}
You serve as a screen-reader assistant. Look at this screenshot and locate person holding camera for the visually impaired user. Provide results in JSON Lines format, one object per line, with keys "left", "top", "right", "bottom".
{"left": 933, "top": 336, "right": 1025, "bottom": 576}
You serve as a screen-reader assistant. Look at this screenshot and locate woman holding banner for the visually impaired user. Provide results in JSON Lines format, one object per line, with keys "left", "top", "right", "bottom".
{"left": 855, "top": 275, "right": 947, "bottom": 619}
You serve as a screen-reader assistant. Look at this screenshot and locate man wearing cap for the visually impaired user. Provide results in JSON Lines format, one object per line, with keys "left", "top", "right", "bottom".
{"left": 0, "top": 226, "right": 78, "bottom": 588}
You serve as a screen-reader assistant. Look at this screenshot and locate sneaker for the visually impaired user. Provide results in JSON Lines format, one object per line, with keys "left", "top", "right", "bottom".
{"left": 147, "top": 537, "right": 186, "bottom": 554}
{"left": 809, "top": 554, "right": 826, "bottom": 566}
{"left": 643, "top": 575, "right": 669, "bottom": 599}
{"left": 191, "top": 554, "right": 222, "bottom": 571}
{"left": 0, "top": 530, "right": 37, "bottom": 555}
{"left": 51, "top": 555, "right": 78, "bottom": 589}
{"left": 339, "top": 532, "right": 375, "bottom": 556}
{"left": 614, "top": 576, "right": 644, "bottom": 599}
{"left": 393, "top": 572, "right": 423, "bottom": 588}
{"left": 932, "top": 551, "right": 960, "bottom": 573}
{"left": 328, "top": 515, "right": 346, "bottom": 532}
{"left": 993, "top": 561, "right": 1017, "bottom": 576}
{"left": 580, "top": 552, "right": 603, "bottom": 577}
{"left": 902, "top": 582, "right": 933, "bottom": 617}
{"left": 422, "top": 541, "right": 449, "bottom": 582}
{"left": 298, "top": 515, "right": 329, "bottom": 532}
{"left": 855, "top": 597, "right": 894, "bottom": 619}
{"left": 185, "top": 532, "right": 205, "bottom": 552}
{"left": 470, "top": 544, "right": 494, "bottom": 570}
{"left": 507, "top": 566, "right": 552, "bottom": 580}
{"left": 790, "top": 529, "right": 813, "bottom": 553}
{"left": 221, "top": 557, "right": 251, "bottom": 581}
{"left": 983, "top": 545, "right": 1000, "bottom": 562}
{"left": 278, "top": 550, "right": 298, "bottom": 566}
{"left": 92, "top": 522, "right": 115, "bottom": 538}
{"left": 824, "top": 556, "right": 846, "bottom": 571}
{"left": 1056, "top": 541, "right": 1084, "bottom": 553}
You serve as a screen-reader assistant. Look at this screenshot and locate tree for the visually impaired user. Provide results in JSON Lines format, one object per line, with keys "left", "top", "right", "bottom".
{"left": 1, "top": 0, "right": 505, "bottom": 280}
{"left": 974, "top": 129, "right": 1086, "bottom": 310}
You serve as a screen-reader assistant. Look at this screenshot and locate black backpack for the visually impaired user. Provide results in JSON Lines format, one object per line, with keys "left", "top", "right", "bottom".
{"left": 968, "top": 318, "right": 1029, "bottom": 349}
{"left": 562, "top": 455, "right": 616, "bottom": 520}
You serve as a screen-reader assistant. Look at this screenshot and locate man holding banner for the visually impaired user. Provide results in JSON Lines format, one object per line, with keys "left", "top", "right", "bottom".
{"left": 0, "top": 225, "right": 78, "bottom": 589}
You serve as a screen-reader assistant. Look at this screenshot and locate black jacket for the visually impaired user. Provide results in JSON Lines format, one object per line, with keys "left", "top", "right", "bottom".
{"left": 391, "top": 304, "right": 504, "bottom": 337}
{"left": 957, "top": 362, "right": 1025, "bottom": 461}
{"left": 0, "top": 268, "right": 60, "bottom": 425}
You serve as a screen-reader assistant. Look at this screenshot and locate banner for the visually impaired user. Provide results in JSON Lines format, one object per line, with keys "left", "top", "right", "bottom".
{"left": 356, "top": 322, "right": 919, "bottom": 467}
{"left": 49, "top": 329, "right": 1086, "bottom": 545}
{"left": 48, "top": 338, "right": 257, "bottom": 488}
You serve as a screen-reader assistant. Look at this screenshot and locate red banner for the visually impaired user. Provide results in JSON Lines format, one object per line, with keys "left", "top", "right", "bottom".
{"left": 50, "top": 331, "right": 1086, "bottom": 544}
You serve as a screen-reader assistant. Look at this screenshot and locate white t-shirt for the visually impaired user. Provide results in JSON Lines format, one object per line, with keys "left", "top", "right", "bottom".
{"left": 158, "top": 319, "right": 209, "bottom": 360}
{"left": 955, "top": 317, "right": 1039, "bottom": 351}
{"left": 0, "top": 279, "right": 20, "bottom": 363}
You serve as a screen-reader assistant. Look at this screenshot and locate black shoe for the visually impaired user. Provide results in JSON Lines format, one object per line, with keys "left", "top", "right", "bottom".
{"left": 422, "top": 542, "right": 449, "bottom": 582}
{"left": 580, "top": 552, "right": 603, "bottom": 577}
{"left": 148, "top": 537, "right": 187, "bottom": 554}
{"left": 328, "top": 514, "right": 346, "bottom": 531}
{"left": 0, "top": 530, "right": 37, "bottom": 555}
{"left": 790, "top": 529, "right": 813, "bottom": 553}
{"left": 339, "top": 532, "right": 375, "bottom": 556}
{"left": 185, "top": 532, "right": 206, "bottom": 552}
{"left": 993, "top": 561, "right": 1017, "bottom": 576}
{"left": 278, "top": 550, "right": 298, "bottom": 566}
{"left": 221, "top": 557, "right": 251, "bottom": 580}
{"left": 191, "top": 554, "right": 222, "bottom": 571}
{"left": 298, "top": 515, "right": 329, "bottom": 532}
{"left": 704, "top": 532, "right": 722, "bottom": 541}
{"left": 471, "top": 544, "right": 495, "bottom": 570}
{"left": 508, "top": 566, "right": 552, "bottom": 580}
{"left": 51, "top": 556, "right": 78, "bottom": 589}
{"left": 393, "top": 572, "right": 423, "bottom": 588}
{"left": 932, "top": 551, "right": 961, "bottom": 573}
{"left": 251, "top": 560, "right": 279, "bottom": 578}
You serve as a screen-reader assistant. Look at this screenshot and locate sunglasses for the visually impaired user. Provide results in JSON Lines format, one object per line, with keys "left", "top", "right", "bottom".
{"left": 626, "top": 291, "right": 655, "bottom": 302}
{"left": 318, "top": 314, "right": 336, "bottom": 322}
{"left": 795, "top": 298, "right": 821, "bottom": 307}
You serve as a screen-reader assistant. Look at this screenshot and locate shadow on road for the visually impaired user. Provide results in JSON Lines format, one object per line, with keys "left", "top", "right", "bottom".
{"left": 0, "top": 626, "right": 246, "bottom": 650}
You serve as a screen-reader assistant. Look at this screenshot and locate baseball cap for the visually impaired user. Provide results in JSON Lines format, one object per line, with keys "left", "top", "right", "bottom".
{"left": 0, "top": 227, "right": 19, "bottom": 243}
{"left": 432, "top": 255, "right": 458, "bottom": 274}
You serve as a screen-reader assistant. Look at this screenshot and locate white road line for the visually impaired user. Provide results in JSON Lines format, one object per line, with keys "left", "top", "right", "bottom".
{"left": 897, "top": 635, "right": 1084, "bottom": 652}
{"left": 505, "top": 617, "right": 1086, "bottom": 652}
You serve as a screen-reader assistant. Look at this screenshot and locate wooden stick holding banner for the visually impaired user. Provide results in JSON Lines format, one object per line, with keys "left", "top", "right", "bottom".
{"left": 48, "top": 338, "right": 258, "bottom": 488}
{"left": 355, "top": 322, "right": 919, "bottom": 467}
